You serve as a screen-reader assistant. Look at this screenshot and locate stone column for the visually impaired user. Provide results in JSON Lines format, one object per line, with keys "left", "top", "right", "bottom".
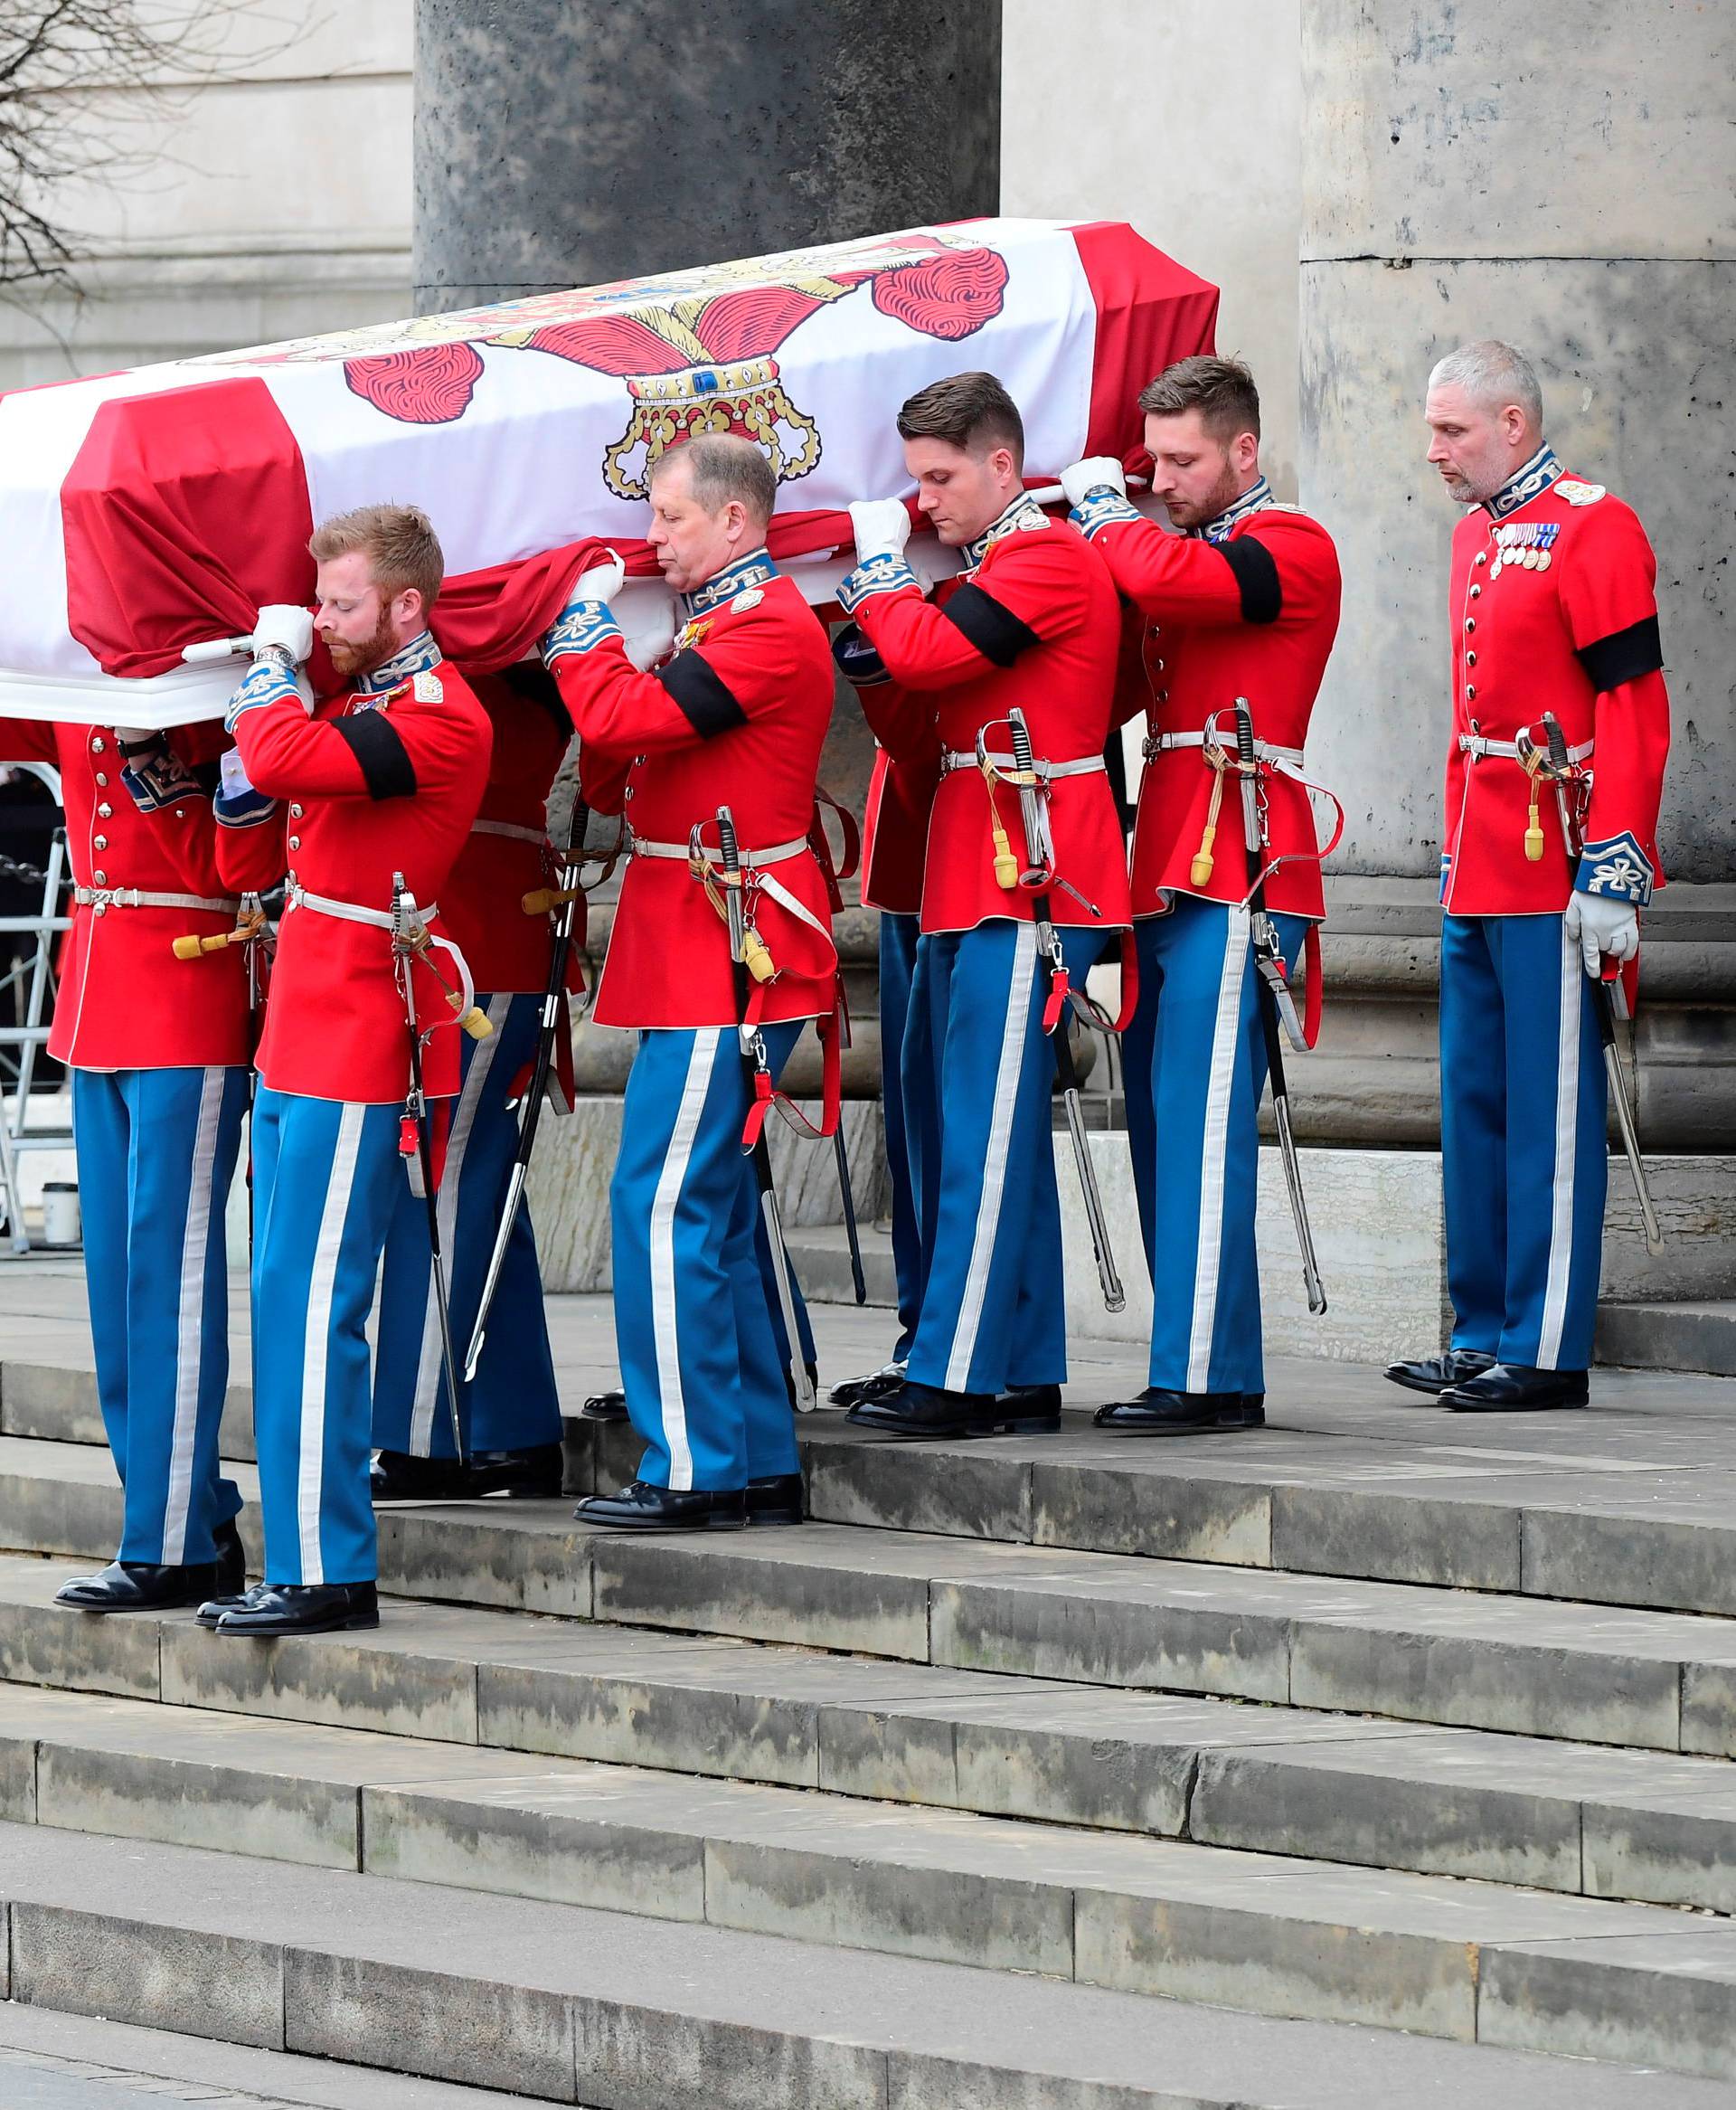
{"left": 1297, "top": 1, "right": 1736, "bottom": 1150}
{"left": 413, "top": 0, "right": 1001, "bottom": 310}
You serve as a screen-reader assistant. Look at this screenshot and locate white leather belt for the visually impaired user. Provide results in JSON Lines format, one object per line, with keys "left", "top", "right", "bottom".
{"left": 286, "top": 882, "right": 476, "bottom": 1017}
{"left": 470, "top": 819, "right": 547, "bottom": 846}
{"left": 1459, "top": 731, "right": 1594, "bottom": 763}
{"left": 1142, "top": 731, "right": 1306, "bottom": 769}
{"left": 74, "top": 886, "right": 238, "bottom": 914}
{"left": 939, "top": 751, "right": 1108, "bottom": 778}
{"left": 631, "top": 833, "right": 809, "bottom": 866}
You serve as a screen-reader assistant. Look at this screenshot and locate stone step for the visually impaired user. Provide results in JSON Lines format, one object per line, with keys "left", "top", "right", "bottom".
{"left": 1, "top": 1689, "right": 1734, "bottom": 2078}
{"left": 3, "top": 1828, "right": 1722, "bottom": 2110}
{"left": 786, "top": 1221, "right": 900, "bottom": 1307}
{"left": 5, "top": 1556, "right": 1736, "bottom": 1913}
{"left": 14, "top": 1355, "right": 1736, "bottom": 1622}
{"left": 1599, "top": 1298, "right": 1736, "bottom": 1377}
{"left": 7, "top": 1437, "right": 1736, "bottom": 1756}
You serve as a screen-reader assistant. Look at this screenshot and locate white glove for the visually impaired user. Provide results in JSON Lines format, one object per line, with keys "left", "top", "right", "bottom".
{"left": 568, "top": 551, "right": 626, "bottom": 605}
{"left": 250, "top": 604, "right": 314, "bottom": 666}
{"left": 849, "top": 498, "right": 911, "bottom": 564}
{"left": 1564, "top": 890, "right": 1639, "bottom": 977}
{"left": 622, "top": 599, "right": 678, "bottom": 672}
{"left": 1060, "top": 457, "right": 1127, "bottom": 509}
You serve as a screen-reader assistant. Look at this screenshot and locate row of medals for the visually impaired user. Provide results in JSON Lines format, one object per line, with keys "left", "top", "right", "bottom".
{"left": 1490, "top": 520, "right": 1560, "bottom": 578}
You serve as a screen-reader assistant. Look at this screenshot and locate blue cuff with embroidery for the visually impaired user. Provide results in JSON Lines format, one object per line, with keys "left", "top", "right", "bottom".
{"left": 540, "top": 601, "right": 624, "bottom": 668}
{"left": 224, "top": 656, "right": 299, "bottom": 733}
{"left": 118, "top": 736, "right": 204, "bottom": 815}
{"left": 1069, "top": 488, "right": 1142, "bottom": 542}
{"left": 1575, "top": 831, "right": 1655, "bottom": 906}
{"left": 836, "top": 553, "right": 920, "bottom": 616}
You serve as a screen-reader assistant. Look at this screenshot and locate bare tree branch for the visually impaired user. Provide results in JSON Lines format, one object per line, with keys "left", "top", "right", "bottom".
{"left": 0, "top": 2, "right": 303, "bottom": 290}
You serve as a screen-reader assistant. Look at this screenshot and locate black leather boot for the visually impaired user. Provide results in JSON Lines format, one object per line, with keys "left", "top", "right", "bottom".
{"left": 827, "top": 1362, "right": 907, "bottom": 1410}
{"left": 468, "top": 1442, "right": 562, "bottom": 1498}
{"left": 846, "top": 1379, "right": 995, "bottom": 1439}
{"left": 580, "top": 1389, "right": 628, "bottom": 1423}
{"left": 574, "top": 1481, "right": 747, "bottom": 1531}
{"left": 1093, "top": 1388, "right": 1264, "bottom": 1433}
{"left": 992, "top": 1383, "right": 1062, "bottom": 1433}
{"left": 370, "top": 1451, "right": 468, "bottom": 1504}
{"left": 214, "top": 1580, "right": 380, "bottom": 1636}
{"left": 1384, "top": 1348, "right": 1496, "bottom": 1397}
{"left": 1439, "top": 1363, "right": 1589, "bottom": 1413}
{"left": 55, "top": 1558, "right": 218, "bottom": 1613}
{"left": 746, "top": 1472, "right": 806, "bottom": 1526}
{"left": 213, "top": 1518, "right": 247, "bottom": 1595}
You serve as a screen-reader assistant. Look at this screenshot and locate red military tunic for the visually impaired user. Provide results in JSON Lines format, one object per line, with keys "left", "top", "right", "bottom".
{"left": 0, "top": 722, "right": 250, "bottom": 1070}
{"left": 1439, "top": 447, "right": 1670, "bottom": 914}
{"left": 839, "top": 494, "right": 1131, "bottom": 936}
{"left": 545, "top": 550, "right": 837, "bottom": 1030}
{"left": 1074, "top": 478, "right": 1342, "bottom": 922}
{"left": 222, "top": 632, "right": 492, "bottom": 1103}
{"left": 443, "top": 668, "right": 573, "bottom": 997}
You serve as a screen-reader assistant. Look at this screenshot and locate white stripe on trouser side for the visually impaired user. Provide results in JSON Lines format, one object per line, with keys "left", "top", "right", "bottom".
{"left": 1536, "top": 922, "right": 1582, "bottom": 1370}
{"left": 410, "top": 991, "right": 513, "bottom": 1452}
{"left": 944, "top": 923, "right": 1040, "bottom": 1394}
{"left": 161, "top": 1067, "right": 226, "bottom": 1565}
{"left": 1186, "top": 906, "right": 1251, "bottom": 1393}
{"left": 297, "top": 1104, "right": 367, "bottom": 1585}
{"left": 648, "top": 1030, "right": 720, "bottom": 1491}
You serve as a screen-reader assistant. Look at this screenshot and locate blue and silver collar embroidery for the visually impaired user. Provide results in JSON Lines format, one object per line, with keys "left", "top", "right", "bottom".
{"left": 1193, "top": 476, "right": 1274, "bottom": 544}
{"left": 1484, "top": 443, "right": 1562, "bottom": 522}
{"left": 688, "top": 547, "right": 778, "bottom": 616}
{"left": 960, "top": 491, "right": 1049, "bottom": 572}
{"left": 354, "top": 629, "right": 441, "bottom": 695}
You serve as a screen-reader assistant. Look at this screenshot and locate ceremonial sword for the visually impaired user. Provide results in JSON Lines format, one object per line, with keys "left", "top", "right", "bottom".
{"left": 1234, "top": 699, "right": 1327, "bottom": 1315}
{"left": 715, "top": 804, "right": 817, "bottom": 1411}
{"left": 391, "top": 873, "right": 467, "bottom": 1460}
{"left": 1539, "top": 712, "right": 1664, "bottom": 1252}
{"left": 463, "top": 799, "right": 590, "bottom": 1383}
{"left": 1005, "top": 706, "right": 1126, "bottom": 1314}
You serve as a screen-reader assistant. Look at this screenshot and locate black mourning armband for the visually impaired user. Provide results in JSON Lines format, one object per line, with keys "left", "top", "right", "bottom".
{"left": 333, "top": 711, "right": 418, "bottom": 800}
{"left": 1214, "top": 536, "right": 1283, "bottom": 626}
{"left": 657, "top": 650, "right": 749, "bottom": 738}
{"left": 1576, "top": 614, "right": 1664, "bottom": 694}
{"left": 939, "top": 582, "right": 1043, "bottom": 667}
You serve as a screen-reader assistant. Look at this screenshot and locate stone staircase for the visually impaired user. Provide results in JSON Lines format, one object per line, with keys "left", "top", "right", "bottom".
{"left": 1, "top": 1338, "right": 1735, "bottom": 2104}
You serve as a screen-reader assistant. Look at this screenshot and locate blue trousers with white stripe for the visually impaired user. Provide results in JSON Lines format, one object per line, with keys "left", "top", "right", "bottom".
{"left": 251, "top": 1088, "right": 406, "bottom": 1585}
{"left": 72, "top": 1066, "right": 248, "bottom": 1566}
{"left": 611, "top": 1020, "right": 806, "bottom": 1491}
{"left": 901, "top": 921, "right": 1110, "bottom": 1397}
{"left": 373, "top": 993, "right": 561, "bottom": 1460}
{"left": 1440, "top": 913, "right": 1607, "bottom": 1371}
{"left": 879, "top": 911, "right": 924, "bottom": 1358}
{"left": 1122, "top": 896, "right": 1306, "bottom": 1397}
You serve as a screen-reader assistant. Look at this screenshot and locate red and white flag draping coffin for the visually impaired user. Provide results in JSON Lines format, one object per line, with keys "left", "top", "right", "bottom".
{"left": 0, "top": 218, "right": 1217, "bottom": 724}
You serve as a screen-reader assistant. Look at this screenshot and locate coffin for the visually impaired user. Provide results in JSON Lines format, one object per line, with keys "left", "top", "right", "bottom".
{"left": 0, "top": 218, "right": 1216, "bottom": 724}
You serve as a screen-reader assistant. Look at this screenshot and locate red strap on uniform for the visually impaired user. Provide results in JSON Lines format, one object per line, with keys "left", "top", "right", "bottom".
{"left": 1043, "top": 965, "right": 1071, "bottom": 1035}
{"left": 737, "top": 998, "right": 844, "bottom": 1150}
{"left": 808, "top": 791, "right": 862, "bottom": 915}
{"left": 1302, "top": 921, "right": 1323, "bottom": 1050}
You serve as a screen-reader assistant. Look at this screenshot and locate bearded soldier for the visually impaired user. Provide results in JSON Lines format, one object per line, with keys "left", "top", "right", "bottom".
{"left": 1387, "top": 340, "right": 1670, "bottom": 1412}
{"left": 542, "top": 433, "right": 836, "bottom": 1529}
{"left": 1063, "top": 355, "right": 1342, "bottom": 1433}
{"left": 839, "top": 371, "right": 1131, "bottom": 1441}
{"left": 199, "top": 504, "right": 492, "bottom": 1633}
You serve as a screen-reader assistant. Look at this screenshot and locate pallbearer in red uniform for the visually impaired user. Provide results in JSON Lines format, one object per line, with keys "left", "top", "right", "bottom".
{"left": 542, "top": 434, "right": 836, "bottom": 1530}
{"left": 1063, "top": 356, "right": 1342, "bottom": 1433}
{"left": 1387, "top": 340, "right": 1670, "bottom": 1412}
{"left": 199, "top": 505, "right": 492, "bottom": 1634}
{"left": 838, "top": 372, "right": 1131, "bottom": 1440}
{"left": 7, "top": 716, "right": 252, "bottom": 1613}
{"left": 370, "top": 665, "right": 572, "bottom": 1500}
